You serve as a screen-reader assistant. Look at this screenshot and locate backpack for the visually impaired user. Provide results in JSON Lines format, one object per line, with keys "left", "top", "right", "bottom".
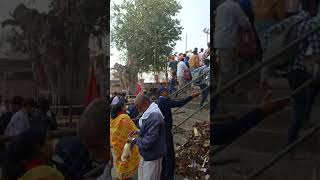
{"left": 52, "top": 136, "right": 92, "bottom": 180}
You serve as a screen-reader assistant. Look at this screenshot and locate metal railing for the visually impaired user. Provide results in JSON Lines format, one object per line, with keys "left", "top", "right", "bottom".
{"left": 211, "top": 25, "right": 320, "bottom": 102}
{"left": 213, "top": 76, "right": 320, "bottom": 156}
{"left": 50, "top": 105, "right": 84, "bottom": 126}
{"left": 172, "top": 85, "right": 210, "bottom": 133}
{"left": 248, "top": 123, "right": 320, "bottom": 180}
{"left": 212, "top": 24, "right": 320, "bottom": 179}
{"left": 170, "top": 70, "right": 210, "bottom": 98}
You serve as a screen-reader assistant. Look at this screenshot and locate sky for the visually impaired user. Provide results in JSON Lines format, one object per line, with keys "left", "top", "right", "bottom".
{"left": 110, "top": 0, "right": 210, "bottom": 68}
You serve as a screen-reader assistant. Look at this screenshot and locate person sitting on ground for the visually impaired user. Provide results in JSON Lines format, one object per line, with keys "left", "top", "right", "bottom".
{"left": 4, "top": 98, "right": 36, "bottom": 137}
{"left": 0, "top": 96, "right": 24, "bottom": 135}
{"left": 2, "top": 129, "right": 64, "bottom": 180}
{"left": 110, "top": 102, "right": 140, "bottom": 180}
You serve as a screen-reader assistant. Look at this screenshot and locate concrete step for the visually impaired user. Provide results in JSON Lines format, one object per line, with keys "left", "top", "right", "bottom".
{"left": 219, "top": 88, "right": 320, "bottom": 106}
{"left": 216, "top": 104, "right": 320, "bottom": 131}
{"left": 225, "top": 128, "right": 320, "bottom": 154}
{"left": 212, "top": 146, "right": 320, "bottom": 180}
{"left": 174, "top": 108, "right": 209, "bottom": 121}
{"left": 172, "top": 108, "right": 209, "bottom": 145}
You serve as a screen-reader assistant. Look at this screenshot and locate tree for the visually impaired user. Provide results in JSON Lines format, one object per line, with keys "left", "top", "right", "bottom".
{"left": 112, "top": 0, "right": 182, "bottom": 93}
{"left": 2, "top": 0, "right": 109, "bottom": 104}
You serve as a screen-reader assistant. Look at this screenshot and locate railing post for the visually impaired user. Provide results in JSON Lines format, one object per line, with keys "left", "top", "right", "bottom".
{"left": 68, "top": 105, "right": 73, "bottom": 127}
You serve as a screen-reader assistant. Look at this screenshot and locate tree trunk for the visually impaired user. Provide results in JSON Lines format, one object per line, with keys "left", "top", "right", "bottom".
{"left": 127, "top": 52, "right": 138, "bottom": 95}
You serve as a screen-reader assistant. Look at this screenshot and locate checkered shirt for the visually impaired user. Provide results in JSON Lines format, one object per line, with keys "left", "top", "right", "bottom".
{"left": 262, "top": 11, "right": 320, "bottom": 71}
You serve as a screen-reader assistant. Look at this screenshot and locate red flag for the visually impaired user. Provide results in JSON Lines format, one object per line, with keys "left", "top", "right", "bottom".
{"left": 84, "top": 67, "right": 98, "bottom": 106}
{"left": 136, "top": 83, "right": 142, "bottom": 95}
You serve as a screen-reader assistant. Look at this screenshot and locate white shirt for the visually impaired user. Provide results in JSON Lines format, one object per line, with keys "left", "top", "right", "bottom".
{"left": 111, "top": 96, "right": 119, "bottom": 105}
{"left": 214, "top": 0, "right": 249, "bottom": 49}
{"left": 4, "top": 110, "right": 30, "bottom": 137}
{"left": 177, "top": 61, "right": 188, "bottom": 77}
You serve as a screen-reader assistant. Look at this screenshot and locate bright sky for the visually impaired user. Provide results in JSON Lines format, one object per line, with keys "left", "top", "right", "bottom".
{"left": 110, "top": 0, "right": 210, "bottom": 68}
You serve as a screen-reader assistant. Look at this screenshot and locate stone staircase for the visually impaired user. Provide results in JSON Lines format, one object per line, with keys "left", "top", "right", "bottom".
{"left": 212, "top": 74, "right": 320, "bottom": 180}
{"left": 172, "top": 96, "right": 210, "bottom": 145}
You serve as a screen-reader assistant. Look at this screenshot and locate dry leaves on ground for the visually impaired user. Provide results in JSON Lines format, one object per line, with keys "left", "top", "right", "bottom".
{"left": 175, "top": 121, "right": 210, "bottom": 179}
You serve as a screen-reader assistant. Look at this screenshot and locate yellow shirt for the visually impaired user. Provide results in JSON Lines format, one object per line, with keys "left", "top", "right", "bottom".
{"left": 252, "top": 0, "right": 285, "bottom": 21}
{"left": 19, "top": 165, "right": 64, "bottom": 180}
{"left": 110, "top": 114, "right": 140, "bottom": 179}
{"left": 189, "top": 55, "right": 200, "bottom": 68}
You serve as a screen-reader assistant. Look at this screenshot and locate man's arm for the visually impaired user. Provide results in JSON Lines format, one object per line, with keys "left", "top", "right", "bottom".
{"left": 133, "top": 113, "right": 163, "bottom": 150}
{"left": 169, "top": 96, "right": 193, "bottom": 108}
{"left": 170, "top": 92, "right": 200, "bottom": 108}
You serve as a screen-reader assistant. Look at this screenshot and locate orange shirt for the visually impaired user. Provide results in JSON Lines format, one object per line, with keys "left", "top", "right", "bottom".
{"left": 252, "top": 0, "right": 286, "bottom": 21}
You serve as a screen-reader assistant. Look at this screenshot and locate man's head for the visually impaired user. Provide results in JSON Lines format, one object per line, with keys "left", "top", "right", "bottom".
{"left": 78, "top": 98, "right": 109, "bottom": 163}
{"left": 22, "top": 98, "right": 36, "bottom": 115}
{"left": 200, "top": 48, "right": 204, "bottom": 52}
{"left": 301, "top": 0, "right": 319, "bottom": 16}
{"left": 134, "top": 93, "right": 151, "bottom": 113}
{"left": 193, "top": 48, "right": 198, "bottom": 54}
{"left": 178, "top": 53, "right": 184, "bottom": 61}
{"left": 158, "top": 87, "right": 170, "bottom": 97}
{"left": 10, "top": 96, "right": 23, "bottom": 113}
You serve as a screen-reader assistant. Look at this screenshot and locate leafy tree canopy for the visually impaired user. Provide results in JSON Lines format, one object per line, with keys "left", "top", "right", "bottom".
{"left": 112, "top": 0, "right": 183, "bottom": 72}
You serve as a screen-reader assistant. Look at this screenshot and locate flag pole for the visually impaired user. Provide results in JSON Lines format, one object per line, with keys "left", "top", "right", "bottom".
{"left": 185, "top": 33, "right": 188, "bottom": 52}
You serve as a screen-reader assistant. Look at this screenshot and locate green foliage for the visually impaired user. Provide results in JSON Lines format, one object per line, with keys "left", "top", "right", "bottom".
{"left": 111, "top": 0, "right": 183, "bottom": 72}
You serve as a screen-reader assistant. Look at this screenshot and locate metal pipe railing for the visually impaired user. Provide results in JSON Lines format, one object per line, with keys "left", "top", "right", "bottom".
{"left": 211, "top": 25, "right": 320, "bottom": 102}
{"left": 212, "top": 75, "right": 320, "bottom": 156}
{"left": 173, "top": 84, "right": 210, "bottom": 113}
{"left": 247, "top": 123, "right": 320, "bottom": 180}
{"left": 170, "top": 70, "right": 210, "bottom": 98}
{"left": 172, "top": 99, "right": 209, "bottom": 133}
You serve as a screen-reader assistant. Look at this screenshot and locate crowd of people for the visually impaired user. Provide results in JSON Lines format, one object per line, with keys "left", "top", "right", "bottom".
{"left": 110, "top": 89, "right": 201, "bottom": 179}
{"left": 213, "top": 0, "right": 320, "bottom": 158}
{"left": 0, "top": 97, "right": 109, "bottom": 180}
{"left": 0, "top": 96, "right": 62, "bottom": 179}
{"left": 168, "top": 45, "right": 210, "bottom": 106}
{"left": 0, "top": 96, "right": 57, "bottom": 137}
